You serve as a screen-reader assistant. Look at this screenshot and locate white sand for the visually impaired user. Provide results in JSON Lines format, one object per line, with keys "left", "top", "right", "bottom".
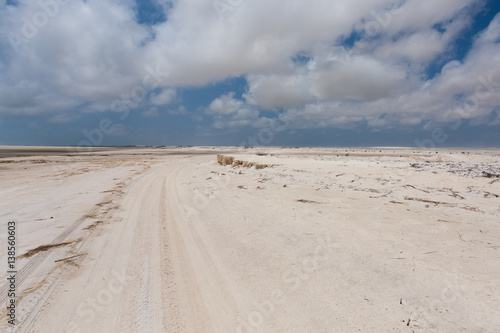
{"left": 0, "top": 147, "right": 499, "bottom": 332}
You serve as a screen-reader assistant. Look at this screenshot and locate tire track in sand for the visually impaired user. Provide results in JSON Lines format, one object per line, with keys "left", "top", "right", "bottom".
{"left": 162, "top": 164, "right": 251, "bottom": 332}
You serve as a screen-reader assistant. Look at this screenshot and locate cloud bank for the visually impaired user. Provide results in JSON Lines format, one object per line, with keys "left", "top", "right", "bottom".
{"left": 0, "top": 0, "right": 499, "bottom": 134}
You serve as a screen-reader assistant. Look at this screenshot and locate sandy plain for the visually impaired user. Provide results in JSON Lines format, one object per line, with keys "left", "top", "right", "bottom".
{"left": 0, "top": 146, "right": 499, "bottom": 332}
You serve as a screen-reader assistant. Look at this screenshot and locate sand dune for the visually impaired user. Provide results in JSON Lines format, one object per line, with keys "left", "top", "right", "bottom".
{"left": 0, "top": 147, "right": 499, "bottom": 332}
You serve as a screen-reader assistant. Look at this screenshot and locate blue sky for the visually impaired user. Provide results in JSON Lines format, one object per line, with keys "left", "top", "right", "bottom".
{"left": 0, "top": 0, "right": 499, "bottom": 147}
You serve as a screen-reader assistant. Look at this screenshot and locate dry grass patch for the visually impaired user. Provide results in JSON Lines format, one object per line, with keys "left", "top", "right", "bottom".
{"left": 84, "top": 220, "right": 104, "bottom": 230}
{"left": 256, "top": 164, "right": 270, "bottom": 169}
{"left": 217, "top": 154, "right": 272, "bottom": 169}
{"left": 297, "top": 199, "right": 323, "bottom": 204}
{"left": 217, "top": 154, "right": 234, "bottom": 166}
{"left": 19, "top": 241, "right": 74, "bottom": 259}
